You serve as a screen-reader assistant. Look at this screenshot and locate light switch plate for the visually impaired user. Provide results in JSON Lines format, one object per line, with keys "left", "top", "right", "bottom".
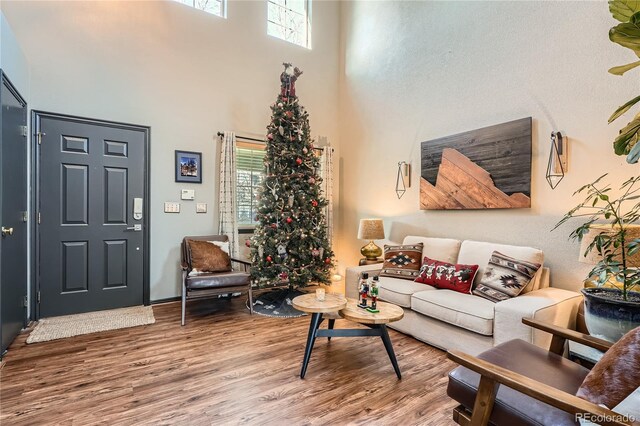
{"left": 164, "top": 202, "right": 180, "bottom": 213}
{"left": 181, "top": 189, "right": 195, "bottom": 200}
{"left": 196, "top": 203, "right": 207, "bottom": 213}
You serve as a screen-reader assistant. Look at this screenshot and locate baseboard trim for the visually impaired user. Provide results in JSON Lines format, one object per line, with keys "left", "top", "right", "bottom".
{"left": 151, "top": 296, "right": 181, "bottom": 305}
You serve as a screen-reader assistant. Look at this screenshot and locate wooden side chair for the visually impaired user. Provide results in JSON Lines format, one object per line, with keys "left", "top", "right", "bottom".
{"left": 180, "top": 235, "right": 253, "bottom": 325}
{"left": 447, "top": 318, "right": 640, "bottom": 426}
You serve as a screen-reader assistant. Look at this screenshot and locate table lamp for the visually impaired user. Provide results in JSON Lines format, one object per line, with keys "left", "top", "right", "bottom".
{"left": 358, "top": 219, "right": 385, "bottom": 260}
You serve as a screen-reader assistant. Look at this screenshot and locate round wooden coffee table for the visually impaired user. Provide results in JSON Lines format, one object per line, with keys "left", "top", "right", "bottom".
{"left": 292, "top": 294, "right": 404, "bottom": 379}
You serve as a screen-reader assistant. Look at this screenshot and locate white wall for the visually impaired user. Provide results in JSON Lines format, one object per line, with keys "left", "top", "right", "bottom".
{"left": 338, "top": 1, "right": 639, "bottom": 291}
{"left": 2, "top": 0, "right": 340, "bottom": 301}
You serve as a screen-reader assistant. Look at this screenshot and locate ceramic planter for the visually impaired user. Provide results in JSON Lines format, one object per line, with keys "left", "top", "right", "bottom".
{"left": 581, "top": 287, "right": 640, "bottom": 342}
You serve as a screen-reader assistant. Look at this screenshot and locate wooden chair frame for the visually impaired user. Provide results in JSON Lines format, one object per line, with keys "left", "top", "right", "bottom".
{"left": 447, "top": 318, "right": 639, "bottom": 426}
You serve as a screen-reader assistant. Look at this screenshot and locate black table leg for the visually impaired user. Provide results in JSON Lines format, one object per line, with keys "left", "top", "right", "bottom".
{"left": 300, "top": 313, "right": 323, "bottom": 379}
{"left": 379, "top": 324, "right": 401, "bottom": 379}
{"left": 327, "top": 318, "right": 335, "bottom": 341}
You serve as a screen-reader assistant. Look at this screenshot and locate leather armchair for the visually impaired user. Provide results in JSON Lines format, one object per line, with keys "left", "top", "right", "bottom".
{"left": 180, "top": 235, "right": 253, "bottom": 325}
{"left": 446, "top": 318, "right": 638, "bottom": 426}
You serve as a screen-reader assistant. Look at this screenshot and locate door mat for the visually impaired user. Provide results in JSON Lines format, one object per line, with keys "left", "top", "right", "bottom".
{"left": 26, "top": 306, "right": 155, "bottom": 344}
{"left": 247, "top": 288, "right": 307, "bottom": 318}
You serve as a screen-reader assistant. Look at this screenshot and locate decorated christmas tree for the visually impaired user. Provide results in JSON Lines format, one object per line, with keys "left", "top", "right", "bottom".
{"left": 249, "top": 63, "right": 334, "bottom": 289}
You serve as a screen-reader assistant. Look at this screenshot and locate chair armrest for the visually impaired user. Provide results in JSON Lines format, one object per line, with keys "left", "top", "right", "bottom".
{"left": 493, "top": 287, "right": 583, "bottom": 350}
{"left": 522, "top": 317, "right": 612, "bottom": 353}
{"left": 447, "top": 350, "right": 637, "bottom": 426}
{"left": 345, "top": 264, "right": 384, "bottom": 298}
{"left": 230, "top": 257, "right": 251, "bottom": 266}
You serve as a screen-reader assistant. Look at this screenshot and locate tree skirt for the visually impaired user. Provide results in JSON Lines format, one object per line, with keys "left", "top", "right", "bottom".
{"left": 248, "top": 288, "right": 307, "bottom": 318}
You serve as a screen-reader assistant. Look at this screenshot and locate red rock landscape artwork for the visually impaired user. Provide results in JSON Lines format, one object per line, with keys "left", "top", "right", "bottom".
{"left": 420, "top": 118, "right": 532, "bottom": 210}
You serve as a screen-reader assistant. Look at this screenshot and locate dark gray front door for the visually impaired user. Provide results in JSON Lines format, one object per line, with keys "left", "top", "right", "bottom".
{"left": 0, "top": 72, "right": 28, "bottom": 354}
{"left": 36, "top": 113, "right": 149, "bottom": 318}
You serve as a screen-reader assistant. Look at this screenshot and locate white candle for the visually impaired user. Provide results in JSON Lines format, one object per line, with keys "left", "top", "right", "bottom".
{"left": 316, "top": 288, "right": 325, "bottom": 301}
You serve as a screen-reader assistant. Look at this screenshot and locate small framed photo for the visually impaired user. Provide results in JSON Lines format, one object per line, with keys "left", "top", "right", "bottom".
{"left": 175, "top": 150, "right": 202, "bottom": 183}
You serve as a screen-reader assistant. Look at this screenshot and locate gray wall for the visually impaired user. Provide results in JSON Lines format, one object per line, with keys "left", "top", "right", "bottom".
{"left": 2, "top": 0, "right": 340, "bottom": 301}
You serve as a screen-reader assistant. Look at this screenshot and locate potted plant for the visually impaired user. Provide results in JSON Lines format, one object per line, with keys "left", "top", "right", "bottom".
{"left": 554, "top": 174, "right": 640, "bottom": 341}
{"left": 607, "top": 1, "right": 640, "bottom": 163}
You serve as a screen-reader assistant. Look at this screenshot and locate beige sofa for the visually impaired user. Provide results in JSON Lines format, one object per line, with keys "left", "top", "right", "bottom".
{"left": 345, "top": 236, "right": 582, "bottom": 355}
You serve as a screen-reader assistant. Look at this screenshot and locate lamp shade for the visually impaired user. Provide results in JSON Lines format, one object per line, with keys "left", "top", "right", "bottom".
{"left": 579, "top": 224, "right": 640, "bottom": 266}
{"left": 357, "top": 219, "right": 385, "bottom": 240}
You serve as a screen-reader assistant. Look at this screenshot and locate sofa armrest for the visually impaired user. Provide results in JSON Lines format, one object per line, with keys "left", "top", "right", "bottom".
{"left": 494, "top": 288, "right": 583, "bottom": 350}
{"left": 345, "top": 264, "right": 384, "bottom": 299}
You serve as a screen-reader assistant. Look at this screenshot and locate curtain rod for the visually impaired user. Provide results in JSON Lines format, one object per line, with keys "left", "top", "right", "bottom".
{"left": 217, "top": 132, "right": 332, "bottom": 152}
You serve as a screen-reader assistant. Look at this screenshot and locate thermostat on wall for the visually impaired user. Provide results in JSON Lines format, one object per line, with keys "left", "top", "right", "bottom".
{"left": 181, "top": 189, "right": 195, "bottom": 200}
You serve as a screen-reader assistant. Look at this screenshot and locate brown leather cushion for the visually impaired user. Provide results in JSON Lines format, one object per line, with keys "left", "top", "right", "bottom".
{"left": 577, "top": 326, "right": 640, "bottom": 408}
{"left": 186, "top": 271, "right": 250, "bottom": 290}
{"left": 447, "top": 339, "right": 589, "bottom": 425}
{"left": 187, "top": 239, "right": 231, "bottom": 273}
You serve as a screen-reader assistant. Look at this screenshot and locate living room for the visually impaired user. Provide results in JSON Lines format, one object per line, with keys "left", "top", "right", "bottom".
{"left": 1, "top": 0, "right": 639, "bottom": 425}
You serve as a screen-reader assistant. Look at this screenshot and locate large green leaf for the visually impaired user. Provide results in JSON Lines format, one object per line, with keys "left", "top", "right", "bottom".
{"left": 609, "top": 60, "right": 640, "bottom": 75}
{"left": 609, "top": 11, "right": 640, "bottom": 57}
{"left": 610, "top": 0, "right": 640, "bottom": 22}
{"left": 613, "top": 113, "right": 640, "bottom": 161}
{"left": 609, "top": 94, "right": 640, "bottom": 122}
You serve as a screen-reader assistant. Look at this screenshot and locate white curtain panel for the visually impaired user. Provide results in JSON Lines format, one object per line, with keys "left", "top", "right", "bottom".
{"left": 218, "top": 131, "right": 239, "bottom": 258}
{"left": 321, "top": 144, "right": 334, "bottom": 246}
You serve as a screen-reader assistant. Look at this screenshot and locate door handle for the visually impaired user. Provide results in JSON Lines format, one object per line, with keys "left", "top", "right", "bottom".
{"left": 125, "top": 224, "right": 142, "bottom": 232}
{"left": 1, "top": 227, "right": 14, "bottom": 237}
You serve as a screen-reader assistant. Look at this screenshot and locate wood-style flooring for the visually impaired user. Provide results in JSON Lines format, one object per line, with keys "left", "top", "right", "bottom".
{"left": 1, "top": 297, "right": 457, "bottom": 425}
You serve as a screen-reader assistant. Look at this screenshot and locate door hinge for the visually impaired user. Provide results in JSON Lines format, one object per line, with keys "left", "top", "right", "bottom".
{"left": 23, "top": 296, "right": 28, "bottom": 308}
{"left": 20, "top": 126, "right": 28, "bottom": 137}
{"left": 22, "top": 211, "right": 28, "bottom": 222}
{"left": 36, "top": 132, "right": 46, "bottom": 145}
{"left": 37, "top": 291, "right": 41, "bottom": 304}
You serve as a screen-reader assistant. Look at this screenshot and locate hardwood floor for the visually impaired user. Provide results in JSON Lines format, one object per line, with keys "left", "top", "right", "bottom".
{"left": 1, "top": 297, "right": 458, "bottom": 425}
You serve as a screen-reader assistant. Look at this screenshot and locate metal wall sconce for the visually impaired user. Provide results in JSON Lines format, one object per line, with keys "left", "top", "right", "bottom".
{"left": 546, "top": 131, "right": 567, "bottom": 189}
{"left": 396, "top": 161, "right": 411, "bottom": 199}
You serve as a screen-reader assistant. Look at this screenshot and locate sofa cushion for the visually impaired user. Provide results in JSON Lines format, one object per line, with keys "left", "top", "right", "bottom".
{"left": 380, "top": 243, "right": 423, "bottom": 280}
{"left": 415, "top": 256, "right": 479, "bottom": 294}
{"left": 403, "top": 236, "right": 461, "bottom": 264}
{"left": 473, "top": 251, "right": 542, "bottom": 303}
{"left": 378, "top": 276, "right": 436, "bottom": 308}
{"left": 411, "top": 290, "right": 495, "bottom": 335}
{"left": 457, "top": 240, "right": 544, "bottom": 294}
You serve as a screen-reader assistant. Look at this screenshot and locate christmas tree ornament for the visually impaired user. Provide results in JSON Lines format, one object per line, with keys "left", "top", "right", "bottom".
{"left": 296, "top": 158, "right": 302, "bottom": 165}
{"left": 245, "top": 240, "right": 251, "bottom": 247}
{"left": 258, "top": 246, "right": 264, "bottom": 258}
{"left": 311, "top": 200, "right": 318, "bottom": 207}
{"left": 271, "top": 223, "right": 278, "bottom": 229}
{"left": 311, "top": 248, "right": 320, "bottom": 257}
{"left": 266, "top": 255, "right": 273, "bottom": 262}
{"left": 288, "top": 195, "right": 294, "bottom": 207}
{"left": 319, "top": 248, "right": 324, "bottom": 258}
{"left": 303, "top": 147, "right": 308, "bottom": 154}
{"left": 279, "top": 126, "right": 285, "bottom": 136}
{"left": 277, "top": 244, "right": 288, "bottom": 260}
{"left": 308, "top": 177, "right": 315, "bottom": 184}
{"left": 267, "top": 133, "right": 273, "bottom": 140}
{"left": 286, "top": 217, "right": 293, "bottom": 224}
{"left": 286, "top": 111, "right": 293, "bottom": 118}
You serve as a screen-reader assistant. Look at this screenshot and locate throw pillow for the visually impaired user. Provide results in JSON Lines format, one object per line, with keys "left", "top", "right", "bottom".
{"left": 379, "top": 243, "right": 424, "bottom": 280}
{"left": 187, "top": 239, "right": 231, "bottom": 274}
{"left": 473, "top": 251, "right": 541, "bottom": 302}
{"left": 209, "top": 240, "right": 230, "bottom": 255}
{"left": 577, "top": 326, "right": 640, "bottom": 409}
{"left": 414, "top": 256, "right": 479, "bottom": 294}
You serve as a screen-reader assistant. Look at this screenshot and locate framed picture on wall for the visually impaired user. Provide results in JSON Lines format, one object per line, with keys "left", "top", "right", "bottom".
{"left": 175, "top": 150, "right": 202, "bottom": 183}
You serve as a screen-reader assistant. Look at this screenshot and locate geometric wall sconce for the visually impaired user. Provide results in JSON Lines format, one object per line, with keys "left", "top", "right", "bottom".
{"left": 396, "top": 161, "right": 411, "bottom": 199}
{"left": 546, "top": 131, "right": 567, "bottom": 190}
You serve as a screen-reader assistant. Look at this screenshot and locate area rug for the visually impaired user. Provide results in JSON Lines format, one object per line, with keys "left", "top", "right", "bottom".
{"left": 26, "top": 306, "right": 155, "bottom": 344}
{"left": 247, "top": 288, "right": 307, "bottom": 318}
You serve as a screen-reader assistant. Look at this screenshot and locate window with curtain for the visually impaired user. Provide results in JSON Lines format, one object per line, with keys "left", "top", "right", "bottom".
{"left": 174, "top": 0, "right": 226, "bottom": 18}
{"left": 236, "top": 145, "right": 265, "bottom": 228}
{"left": 267, "top": 0, "right": 311, "bottom": 49}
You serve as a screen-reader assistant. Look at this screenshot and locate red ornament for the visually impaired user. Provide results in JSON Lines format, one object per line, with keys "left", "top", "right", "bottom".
{"left": 296, "top": 158, "right": 302, "bottom": 165}
{"left": 245, "top": 240, "right": 251, "bottom": 247}
{"left": 286, "top": 111, "right": 293, "bottom": 118}
{"left": 267, "top": 133, "right": 274, "bottom": 140}
{"left": 311, "top": 200, "right": 318, "bottom": 207}
{"left": 286, "top": 217, "right": 293, "bottom": 224}
{"left": 279, "top": 272, "right": 289, "bottom": 280}
{"left": 271, "top": 223, "right": 278, "bottom": 229}
{"left": 324, "top": 258, "right": 331, "bottom": 264}
{"left": 282, "top": 97, "right": 288, "bottom": 102}
{"left": 266, "top": 256, "right": 273, "bottom": 262}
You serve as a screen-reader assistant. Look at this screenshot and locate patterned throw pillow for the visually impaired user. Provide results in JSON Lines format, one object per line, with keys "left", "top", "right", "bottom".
{"left": 577, "top": 326, "right": 640, "bottom": 409}
{"left": 473, "top": 251, "right": 541, "bottom": 302}
{"left": 187, "top": 239, "right": 232, "bottom": 275}
{"left": 380, "top": 243, "right": 424, "bottom": 280}
{"left": 414, "top": 256, "right": 479, "bottom": 294}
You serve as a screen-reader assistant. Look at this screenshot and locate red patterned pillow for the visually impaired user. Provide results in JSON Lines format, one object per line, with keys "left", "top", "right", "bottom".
{"left": 414, "top": 256, "right": 479, "bottom": 294}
